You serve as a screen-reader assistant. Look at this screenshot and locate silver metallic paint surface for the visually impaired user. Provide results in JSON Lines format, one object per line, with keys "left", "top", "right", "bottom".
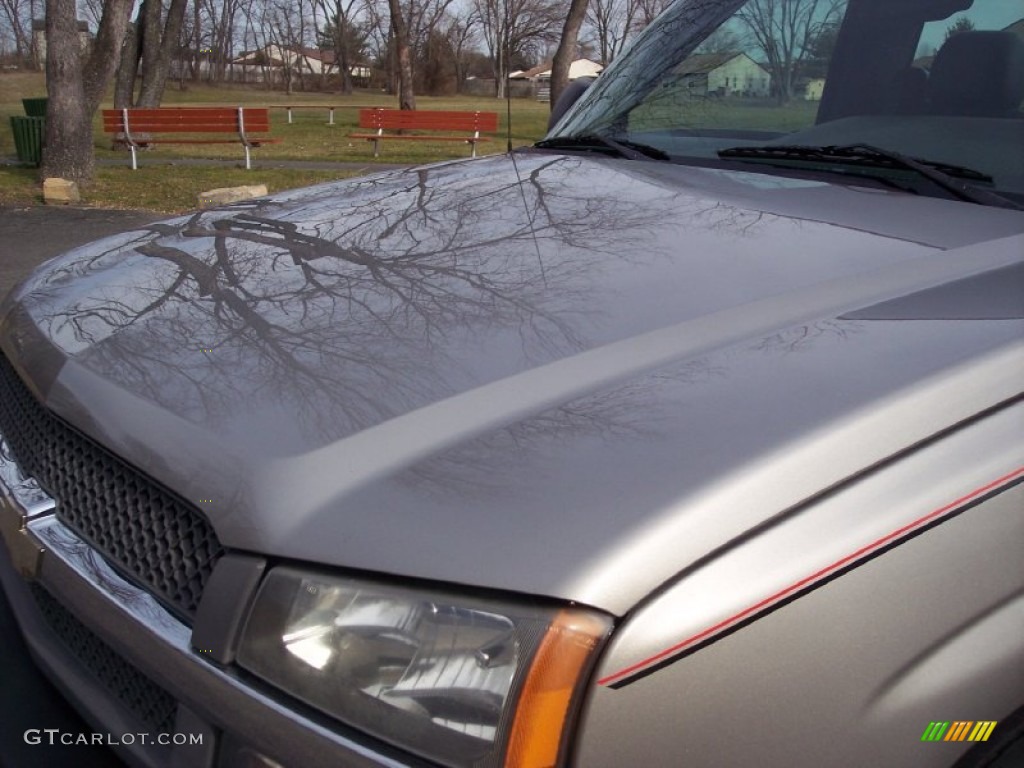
{"left": 1, "top": 155, "right": 1022, "bottom": 618}
{"left": 592, "top": 401, "right": 1024, "bottom": 685}
{"left": 574, "top": 417, "right": 1024, "bottom": 766}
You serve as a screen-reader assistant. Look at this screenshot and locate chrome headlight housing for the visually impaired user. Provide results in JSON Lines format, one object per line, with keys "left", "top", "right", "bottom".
{"left": 237, "top": 567, "right": 612, "bottom": 767}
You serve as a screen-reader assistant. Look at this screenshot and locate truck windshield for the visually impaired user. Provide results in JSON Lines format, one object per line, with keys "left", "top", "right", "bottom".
{"left": 549, "top": 0, "right": 1024, "bottom": 201}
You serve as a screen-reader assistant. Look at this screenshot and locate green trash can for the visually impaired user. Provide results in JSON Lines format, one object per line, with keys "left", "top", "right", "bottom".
{"left": 22, "top": 97, "right": 48, "bottom": 117}
{"left": 10, "top": 116, "right": 45, "bottom": 167}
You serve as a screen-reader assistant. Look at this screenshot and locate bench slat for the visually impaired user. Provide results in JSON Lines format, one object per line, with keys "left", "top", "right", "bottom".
{"left": 103, "top": 111, "right": 271, "bottom": 133}
{"left": 104, "top": 108, "right": 266, "bottom": 117}
{"left": 104, "top": 123, "right": 272, "bottom": 133}
{"left": 358, "top": 109, "right": 499, "bottom": 132}
{"left": 353, "top": 109, "right": 499, "bottom": 157}
{"left": 126, "top": 138, "right": 281, "bottom": 145}
{"left": 349, "top": 133, "right": 493, "bottom": 143}
{"left": 101, "top": 107, "right": 275, "bottom": 169}
{"left": 104, "top": 122, "right": 269, "bottom": 133}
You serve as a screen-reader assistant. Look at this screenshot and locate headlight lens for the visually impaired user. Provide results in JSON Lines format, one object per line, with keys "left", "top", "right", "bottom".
{"left": 237, "top": 567, "right": 612, "bottom": 767}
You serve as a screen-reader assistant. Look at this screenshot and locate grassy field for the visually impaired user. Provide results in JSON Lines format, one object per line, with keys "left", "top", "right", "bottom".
{"left": 0, "top": 72, "right": 552, "bottom": 212}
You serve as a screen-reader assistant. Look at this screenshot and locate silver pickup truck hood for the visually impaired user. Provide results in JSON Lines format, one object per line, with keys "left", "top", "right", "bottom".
{"left": 2, "top": 153, "right": 1022, "bottom": 614}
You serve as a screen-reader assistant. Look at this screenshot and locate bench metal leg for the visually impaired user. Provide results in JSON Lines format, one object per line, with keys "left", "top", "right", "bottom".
{"left": 244, "top": 145, "right": 251, "bottom": 170}
{"left": 287, "top": 108, "right": 293, "bottom": 124}
{"left": 328, "top": 108, "right": 335, "bottom": 126}
{"left": 130, "top": 145, "right": 137, "bottom": 170}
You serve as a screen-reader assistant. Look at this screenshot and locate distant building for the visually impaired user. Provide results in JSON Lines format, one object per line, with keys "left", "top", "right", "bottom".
{"left": 511, "top": 58, "right": 604, "bottom": 83}
{"left": 32, "top": 19, "right": 91, "bottom": 70}
{"left": 804, "top": 78, "right": 826, "bottom": 101}
{"left": 672, "top": 52, "right": 770, "bottom": 98}
{"left": 510, "top": 58, "right": 604, "bottom": 102}
{"left": 231, "top": 45, "right": 370, "bottom": 85}
{"left": 233, "top": 45, "right": 336, "bottom": 76}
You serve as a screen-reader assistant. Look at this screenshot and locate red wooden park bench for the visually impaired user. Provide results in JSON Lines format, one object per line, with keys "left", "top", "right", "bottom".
{"left": 101, "top": 106, "right": 279, "bottom": 170}
{"left": 350, "top": 109, "right": 499, "bottom": 158}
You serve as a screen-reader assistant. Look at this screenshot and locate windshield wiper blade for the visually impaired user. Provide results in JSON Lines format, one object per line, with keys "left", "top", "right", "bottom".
{"left": 718, "top": 143, "right": 1022, "bottom": 210}
{"left": 535, "top": 134, "right": 670, "bottom": 161}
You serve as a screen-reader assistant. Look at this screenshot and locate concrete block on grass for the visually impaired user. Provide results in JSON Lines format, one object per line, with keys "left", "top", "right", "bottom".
{"left": 198, "top": 185, "right": 268, "bottom": 208}
{"left": 43, "top": 178, "right": 81, "bottom": 205}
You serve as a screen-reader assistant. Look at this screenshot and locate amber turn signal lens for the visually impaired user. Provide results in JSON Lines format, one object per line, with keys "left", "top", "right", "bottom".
{"left": 505, "top": 609, "right": 612, "bottom": 767}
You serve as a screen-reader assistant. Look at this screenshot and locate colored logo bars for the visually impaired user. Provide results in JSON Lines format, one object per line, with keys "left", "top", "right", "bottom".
{"left": 921, "top": 721, "right": 997, "bottom": 743}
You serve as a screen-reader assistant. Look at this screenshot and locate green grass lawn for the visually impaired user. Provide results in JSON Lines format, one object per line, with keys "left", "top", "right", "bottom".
{"left": 1, "top": 72, "right": 552, "bottom": 212}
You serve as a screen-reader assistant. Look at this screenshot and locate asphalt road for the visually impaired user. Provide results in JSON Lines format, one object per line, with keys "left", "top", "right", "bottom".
{"left": 0, "top": 205, "right": 161, "bottom": 768}
{"left": 0, "top": 205, "right": 162, "bottom": 299}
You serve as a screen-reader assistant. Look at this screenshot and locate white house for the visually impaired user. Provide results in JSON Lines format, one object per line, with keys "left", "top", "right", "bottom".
{"left": 673, "top": 52, "right": 770, "bottom": 98}
{"left": 232, "top": 45, "right": 337, "bottom": 76}
{"left": 512, "top": 58, "right": 604, "bottom": 83}
{"left": 511, "top": 59, "right": 604, "bottom": 102}
{"left": 230, "top": 45, "right": 372, "bottom": 86}
{"left": 804, "top": 78, "right": 826, "bottom": 101}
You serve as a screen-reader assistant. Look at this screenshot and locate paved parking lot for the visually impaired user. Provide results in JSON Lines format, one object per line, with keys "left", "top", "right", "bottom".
{"left": 0, "top": 205, "right": 157, "bottom": 768}
{"left": 0, "top": 205, "right": 162, "bottom": 298}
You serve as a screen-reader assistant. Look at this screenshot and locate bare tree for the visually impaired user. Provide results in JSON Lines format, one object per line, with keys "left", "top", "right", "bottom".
{"left": 405, "top": 0, "right": 457, "bottom": 94}
{"left": 475, "top": 0, "right": 563, "bottom": 98}
{"left": 386, "top": 0, "right": 415, "bottom": 107}
{"left": 695, "top": 24, "right": 742, "bottom": 53}
{"left": 738, "top": 0, "right": 842, "bottom": 103}
{"left": 113, "top": 8, "right": 140, "bottom": 107}
{"left": 362, "top": 0, "right": 390, "bottom": 77}
{"left": 263, "top": 0, "right": 315, "bottom": 93}
{"left": 631, "top": 0, "right": 669, "bottom": 28}
{"left": 138, "top": 0, "right": 190, "bottom": 104}
{"left": 42, "top": 0, "right": 135, "bottom": 183}
{"left": 405, "top": 0, "right": 454, "bottom": 53}
{"left": 0, "top": 0, "right": 32, "bottom": 60}
{"left": 442, "top": 9, "right": 477, "bottom": 91}
{"left": 315, "top": 0, "right": 364, "bottom": 92}
{"left": 586, "top": 0, "right": 642, "bottom": 65}
{"left": 115, "top": 0, "right": 190, "bottom": 107}
{"left": 549, "top": 0, "right": 588, "bottom": 108}
{"left": 202, "top": 0, "right": 245, "bottom": 81}
{"left": 78, "top": 0, "right": 104, "bottom": 28}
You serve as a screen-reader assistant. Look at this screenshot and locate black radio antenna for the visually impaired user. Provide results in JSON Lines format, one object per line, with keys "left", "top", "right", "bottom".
{"left": 505, "top": 0, "right": 513, "bottom": 152}
{"left": 503, "top": 0, "right": 546, "bottom": 285}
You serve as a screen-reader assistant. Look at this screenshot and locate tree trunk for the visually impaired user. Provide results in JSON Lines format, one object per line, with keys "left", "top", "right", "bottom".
{"left": 387, "top": 0, "right": 415, "bottom": 109}
{"left": 550, "top": 0, "right": 588, "bottom": 110}
{"left": 191, "top": 0, "right": 201, "bottom": 80}
{"left": 137, "top": 0, "right": 188, "bottom": 106}
{"left": 114, "top": 18, "right": 141, "bottom": 108}
{"left": 42, "top": 0, "right": 135, "bottom": 183}
{"left": 135, "top": 0, "right": 160, "bottom": 99}
{"left": 42, "top": 0, "right": 93, "bottom": 182}
{"left": 337, "top": 40, "right": 354, "bottom": 95}
{"left": 493, "top": 39, "right": 506, "bottom": 99}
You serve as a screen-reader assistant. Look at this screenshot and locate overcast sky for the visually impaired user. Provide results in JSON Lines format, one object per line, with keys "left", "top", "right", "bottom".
{"left": 917, "top": 0, "right": 1024, "bottom": 54}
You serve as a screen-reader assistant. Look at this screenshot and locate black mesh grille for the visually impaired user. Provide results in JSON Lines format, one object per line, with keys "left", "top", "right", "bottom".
{"left": 0, "top": 352, "right": 223, "bottom": 619}
{"left": 30, "top": 582, "right": 179, "bottom": 733}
